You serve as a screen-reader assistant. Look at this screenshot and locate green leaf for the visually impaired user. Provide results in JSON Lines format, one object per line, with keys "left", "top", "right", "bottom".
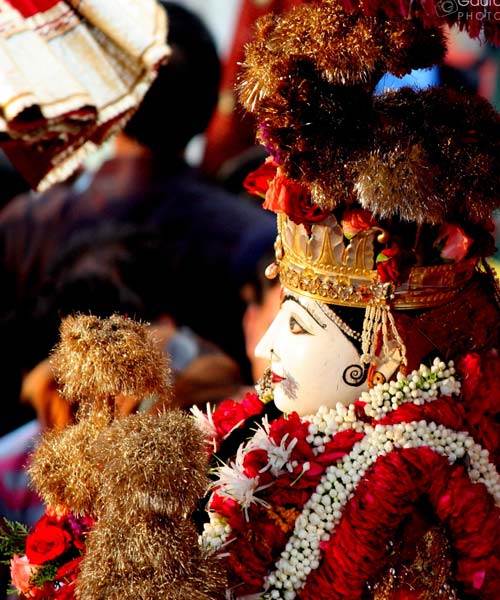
{"left": 375, "top": 251, "right": 390, "bottom": 263}
{"left": 30, "top": 563, "right": 58, "bottom": 588}
{"left": 0, "top": 518, "right": 29, "bottom": 563}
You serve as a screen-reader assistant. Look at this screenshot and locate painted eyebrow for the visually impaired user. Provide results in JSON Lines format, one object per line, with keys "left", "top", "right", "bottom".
{"left": 282, "top": 295, "right": 327, "bottom": 329}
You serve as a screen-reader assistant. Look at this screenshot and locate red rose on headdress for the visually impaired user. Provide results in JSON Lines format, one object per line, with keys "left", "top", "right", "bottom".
{"left": 26, "top": 522, "right": 71, "bottom": 564}
{"left": 376, "top": 244, "right": 401, "bottom": 283}
{"left": 243, "top": 157, "right": 279, "bottom": 198}
{"left": 263, "top": 169, "right": 329, "bottom": 227}
{"left": 341, "top": 208, "right": 377, "bottom": 239}
{"left": 435, "top": 223, "right": 473, "bottom": 262}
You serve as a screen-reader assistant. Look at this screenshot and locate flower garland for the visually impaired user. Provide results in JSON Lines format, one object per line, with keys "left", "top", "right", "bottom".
{"left": 358, "top": 358, "right": 461, "bottom": 420}
{"left": 192, "top": 391, "right": 267, "bottom": 452}
{"left": 203, "top": 357, "right": 500, "bottom": 599}
{"left": 264, "top": 423, "right": 500, "bottom": 599}
{"left": 1, "top": 508, "right": 93, "bottom": 600}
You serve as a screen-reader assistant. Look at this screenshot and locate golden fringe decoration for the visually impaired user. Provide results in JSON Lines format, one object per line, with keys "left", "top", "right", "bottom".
{"left": 28, "top": 420, "right": 102, "bottom": 516}
{"left": 51, "top": 313, "right": 171, "bottom": 411}
{"left": 78, "top": 410, "right": 227, "bottom": 600}
{"left": 28, "top": 314, "right": 226, "bottom": 598}
{"left": 93, "top": 411, "right": 211, "bottom": 520}
{"left": 354, "top": 144, "right": 445, "bottom": 225}
{"left": 238, "top": 0, "right": 500, "bottom": 225}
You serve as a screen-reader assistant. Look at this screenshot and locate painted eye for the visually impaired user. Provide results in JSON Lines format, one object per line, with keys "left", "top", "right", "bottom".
{"left": 289, "top": 316, "right": 309, "bottom": 335}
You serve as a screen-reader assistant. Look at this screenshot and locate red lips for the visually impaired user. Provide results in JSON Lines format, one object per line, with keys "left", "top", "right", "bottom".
{"left": 271, "top": 372, "right": 285, "bottom": 384}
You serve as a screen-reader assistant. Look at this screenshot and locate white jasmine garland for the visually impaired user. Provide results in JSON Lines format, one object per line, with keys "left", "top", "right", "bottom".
{"left": 360, "top": 358, "right": 460, "bottom": 420}
{"left": 201, "top": 513, "right": 232, "bottom": 553}
{"left": 305, "top": 402, "right": 363, "bottom": 453}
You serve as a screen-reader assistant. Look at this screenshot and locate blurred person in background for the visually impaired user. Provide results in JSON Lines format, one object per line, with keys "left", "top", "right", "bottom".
{"left": 0, "top": 1, "right": 274, "bottom": 436}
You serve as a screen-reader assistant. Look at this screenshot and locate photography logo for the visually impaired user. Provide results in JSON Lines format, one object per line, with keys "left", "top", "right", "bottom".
{"left": 435, "top": 0, "right": 500, "bottom": 20}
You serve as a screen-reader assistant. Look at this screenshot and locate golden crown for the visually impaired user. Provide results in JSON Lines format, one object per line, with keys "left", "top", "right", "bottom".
{"left": 270, "top": 213, "right": 478, "bottom": 311}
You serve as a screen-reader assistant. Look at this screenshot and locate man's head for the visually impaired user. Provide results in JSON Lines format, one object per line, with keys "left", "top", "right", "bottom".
{"left": 124, "top": 1, "right": 221, "bottom": 157}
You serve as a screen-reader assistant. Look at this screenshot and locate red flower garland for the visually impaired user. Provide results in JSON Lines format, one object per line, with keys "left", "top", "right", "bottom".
{"left": 301, "top": 447, "right": 500, "bottom": 599}
{"left": 209, "top": 414, "right": 364, "bottom": 596}
{"left": 457, "top": 352, "right": 500, "bottom": 464}
{"left": 209, "top": 391, "right": 500, "bottom": 599}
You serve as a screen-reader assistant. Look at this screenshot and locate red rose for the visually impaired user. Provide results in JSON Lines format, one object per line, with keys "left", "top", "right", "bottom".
{"left": 212, "top": 393, "right": 265, "bottom": 440}
{"left": 211, "top": 399, "right": 248, "bottom": 438}
{"left": 269, "top": 412, "right": 310, "bottom": 446}
{"left": 263, "top": 169, "right": 329, "bottom": 227}
{"left": 209, "top": 492, "right": 245, "bottom": 531}
{"left": 376, "top": 244, "right": 401, "bottom": 283}
{"left": 240, "top": 392, "right": 264, "bottom": 416}
{"left": 243, "top": 157, "right": 279, "bottom": 198}
{"left": 26, "top": 524, "right": 71, "bottom": 564}
{"left": 243, "top": 448, "right": 269, "bottom": 479}
{"left": 341, "top": 208, "right": 377, "bottom": 239}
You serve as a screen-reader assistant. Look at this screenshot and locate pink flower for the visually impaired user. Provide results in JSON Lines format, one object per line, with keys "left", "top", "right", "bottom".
{"left": 10, "top": 554, "right": 38, "bottom": 597}
{"left": 435, "top": 223, "right": 473, "bottom": 262}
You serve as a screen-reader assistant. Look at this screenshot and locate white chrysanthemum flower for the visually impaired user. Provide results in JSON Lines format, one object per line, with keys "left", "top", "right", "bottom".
{"left": 190, "top": 404, "right": 217, "bottom": 440}
{"left": 247, "top": 420, "right": 298, "bottom": 476}
{"left": 214, "top": 446, "right": 271, "bottom": 517}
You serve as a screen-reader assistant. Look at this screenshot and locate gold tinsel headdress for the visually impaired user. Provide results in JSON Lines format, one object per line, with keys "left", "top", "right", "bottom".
{"left": 241, "top": 0, "right": 500, "bottom": 374}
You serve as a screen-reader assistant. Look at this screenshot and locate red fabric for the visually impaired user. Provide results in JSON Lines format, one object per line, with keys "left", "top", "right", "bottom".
{"left": 202, "top": 0, "right": 304, "bottom": 177}
{"left": 5, "top": 0, "right": 60, "bottom": 18}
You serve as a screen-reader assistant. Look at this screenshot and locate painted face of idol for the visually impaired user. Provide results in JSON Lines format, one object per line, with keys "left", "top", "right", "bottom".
{"left": 255, "top": 289, "right": 369, "bottom": 416}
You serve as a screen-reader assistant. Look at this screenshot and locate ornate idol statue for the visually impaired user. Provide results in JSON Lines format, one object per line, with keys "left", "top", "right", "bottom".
{"left": 199, "top": 1, "right": 500, "bottom": 598}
